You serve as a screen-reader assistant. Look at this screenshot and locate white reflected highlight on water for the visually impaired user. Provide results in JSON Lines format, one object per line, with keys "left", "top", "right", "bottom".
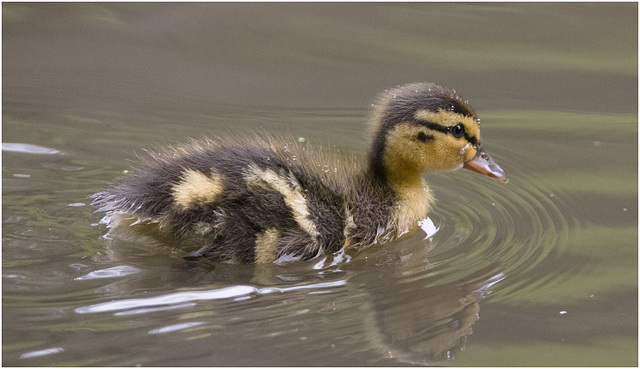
{"left": 74, "top": 265, "right": 140, "bottom": 280}
{"left": 75, "top": 280, "right": 346, "bottom": 315}
{"left": 417, "top": 217, "right": 438, "bottom": 239}
{"left": 149, "top": 322, "right": 205, "bottom": 335}
{"left": 312, "top": 249, "right": 351, "bottom": 270}
{"left": 19, "top": 347, "right": 64, "bottom": 359}
{"left": 2, "top": 143, "right": 61, "bottom": 155}
{"left": 115, "top": 303, "right": 197, "bottom": 316}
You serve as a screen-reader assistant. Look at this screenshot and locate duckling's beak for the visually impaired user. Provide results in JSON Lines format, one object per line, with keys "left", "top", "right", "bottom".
{"left": 463, "top": 147, "right": 509, "bottom": 183}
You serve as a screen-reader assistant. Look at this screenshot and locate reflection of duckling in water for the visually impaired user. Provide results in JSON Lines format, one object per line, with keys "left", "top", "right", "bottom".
{"left": 367, "top": 270, "right": 505, "bottom": 364}
{"left": 92, "top": 82, "right": 508, "bottom": 264}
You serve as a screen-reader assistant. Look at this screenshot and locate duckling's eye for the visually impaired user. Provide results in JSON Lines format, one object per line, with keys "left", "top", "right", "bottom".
{"left": 451, "top": 124, "right": 465, "bottom": 138}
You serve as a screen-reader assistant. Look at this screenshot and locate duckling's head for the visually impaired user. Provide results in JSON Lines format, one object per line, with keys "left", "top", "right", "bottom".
{"left": 368, "top": 82, "right": 508, "bottom": 185}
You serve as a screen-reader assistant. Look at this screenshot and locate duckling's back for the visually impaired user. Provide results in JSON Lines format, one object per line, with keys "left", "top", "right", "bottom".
{"left": 93, "top": 137, "right": 395, "bottom": 264}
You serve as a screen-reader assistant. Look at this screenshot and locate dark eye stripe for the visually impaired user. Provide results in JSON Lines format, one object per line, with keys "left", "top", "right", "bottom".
{"left": 416, "top": 132, "right": 433, "bottom": 143}
{"left": 420, "top": 122, "right": 478, "bottom": 146}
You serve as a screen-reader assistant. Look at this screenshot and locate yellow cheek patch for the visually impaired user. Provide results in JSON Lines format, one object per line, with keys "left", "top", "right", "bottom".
{"left": 383, "top": 124, "right": 431, "bottom": 172}
{"left": 172, "top": 169, "right": 224, "bottom": 210}
{"left": 255, "top": 228, "right": 280, "bottom": 263}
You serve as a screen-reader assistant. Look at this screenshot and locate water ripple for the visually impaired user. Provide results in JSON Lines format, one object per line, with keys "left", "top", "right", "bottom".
{"left": 149, "top": 322, "right": 205, "bottom": 335}
{"left": 343, "top": 166, "right": 576, "bottom": 363}
{"left": 19, "top": 347, "right": 64, "bottom": 360}
{"left": 2, "top": 143, "right": 61, "bottom": 155}
{"left": 415, "top": 165, "right": 575, "bottom": 296}
{"left": 75, "top": 280, "right": 347, "bottom": 314}
{"left": 74, "top": 265, "right": 140, "bottom": 280}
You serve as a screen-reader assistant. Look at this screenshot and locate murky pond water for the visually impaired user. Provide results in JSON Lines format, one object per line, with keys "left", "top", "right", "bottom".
{"left": 3, "top": 3, "right": 637, "bottom": 366}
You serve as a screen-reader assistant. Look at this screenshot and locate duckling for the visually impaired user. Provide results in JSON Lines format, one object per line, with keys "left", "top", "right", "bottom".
{"left": 92, "top": 82, "right": 508, "bottom": 264}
